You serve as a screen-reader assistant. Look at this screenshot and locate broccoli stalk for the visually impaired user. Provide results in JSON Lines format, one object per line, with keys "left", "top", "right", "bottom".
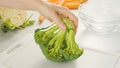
{"left": 35, "top": 25, "right": 59, "bottom": 44}
{"left": 34, "top": 17, "right": 83, "bottom": 62}
{"left": 48, "top": 30, "right": 66, "bottom": 62}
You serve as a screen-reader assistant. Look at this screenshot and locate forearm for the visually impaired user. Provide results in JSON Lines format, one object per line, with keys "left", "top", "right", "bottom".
{"left": 0, "top": 0, "right": 41, "bottom": 10}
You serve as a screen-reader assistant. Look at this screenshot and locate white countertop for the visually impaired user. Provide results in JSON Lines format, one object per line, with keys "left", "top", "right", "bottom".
{"left": 0, "top": 10, "right": 120, "bottom": 68}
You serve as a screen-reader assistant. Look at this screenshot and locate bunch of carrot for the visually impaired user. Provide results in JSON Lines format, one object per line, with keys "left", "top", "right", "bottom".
{"left": 48, "top": 0, "right": 88, "bottom": 9}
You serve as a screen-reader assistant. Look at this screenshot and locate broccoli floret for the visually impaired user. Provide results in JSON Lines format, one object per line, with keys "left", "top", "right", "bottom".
{"left": 63, "top": 29, "right": 83, "bottom": 61}
{"left": 34, "top": 17, "right": 83, "bottom": 62}
{"left": 34, "top": 25, "right": 59, "bottom": 44}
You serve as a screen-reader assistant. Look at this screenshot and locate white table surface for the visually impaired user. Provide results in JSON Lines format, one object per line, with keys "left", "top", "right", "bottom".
{"left": 0, "top": 10, "right": 120, "bottom": 68}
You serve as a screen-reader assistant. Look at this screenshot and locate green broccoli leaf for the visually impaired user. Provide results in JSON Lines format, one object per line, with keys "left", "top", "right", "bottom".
{"left": 0, "top": 25, "right": 9, "bottom": 33}
{"left": 4, "top": 18, "right": 16, "bottom": 29}
{"left": 19, "top": 14, "right": 35, "bottom": 28}
{"left": 0, "top": 18, "right": 16, "bottom": 32}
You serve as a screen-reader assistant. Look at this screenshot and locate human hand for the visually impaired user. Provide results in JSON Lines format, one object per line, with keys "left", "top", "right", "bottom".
{"left": 50, "top": 3, "right": 78, "bottom": 30}
{"left": 36, "top": 1, "right": 78, "bottom": 30}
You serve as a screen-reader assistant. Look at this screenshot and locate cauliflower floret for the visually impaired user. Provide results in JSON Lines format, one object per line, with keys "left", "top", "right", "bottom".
{"left": 0, "top": 7, "right": 35, "bottom": 32}
{"left": 0, "top": 7, "right": 27, "bottom": 27}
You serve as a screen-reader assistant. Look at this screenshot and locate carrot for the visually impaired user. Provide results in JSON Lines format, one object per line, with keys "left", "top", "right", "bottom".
{"left": 48, "top": 0, "right": 61, "bottom": 4}
{"left": 39, "top": 16, "right": 45, "bottom": 23}
{"left": 64, "top": 3, "right": 80, "bottom": 9}
{"left": 47, "top": 0, "right": 53, "bottom": 1}
{"left": 47, "top": 0, "right": 88, "bottom": 9}
{"left": 66, "top": 0, "right": 80, "bottom": 2}
{"left": 80, "top": 0, "right": 88, "bottom": 4}
{"left": 63, "top": 1, "right": 81, "bottom": 9}
{"left": 59, "top": 0, "right": 66, "bottom": 6}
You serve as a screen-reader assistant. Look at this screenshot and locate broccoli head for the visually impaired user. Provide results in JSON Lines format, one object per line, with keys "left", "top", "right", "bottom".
{"left": 34, "top": 17, "right": 83, "bottom": 62}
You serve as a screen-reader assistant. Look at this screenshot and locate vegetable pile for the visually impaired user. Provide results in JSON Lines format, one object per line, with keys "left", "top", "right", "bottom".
{"left": 34, "top": 17, "right": 83, "bottom": 62}
{"left": 48, "top": 0, "right": 88, "bottom": 9}
{"left": 0, "top": 7, "right": 35, "bottom": 32}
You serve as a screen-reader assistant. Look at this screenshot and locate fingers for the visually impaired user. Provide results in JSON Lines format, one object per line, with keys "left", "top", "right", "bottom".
{"left": 64, "top": 11, "right": 78, "bottom": 30}
{"left": 52, "top": 15, "right": 66, "bottom": 30}
{"left": 39, "top": 2, "right": 78, "bottom": 30}
{"left": 58, "top": 9, "right": 78, "bottom": 32}
{"left": 51, "top": 4, "right": 78, "bottom": 30}
{"left": 37, "top": 1, "right": 66, "bottom": 29}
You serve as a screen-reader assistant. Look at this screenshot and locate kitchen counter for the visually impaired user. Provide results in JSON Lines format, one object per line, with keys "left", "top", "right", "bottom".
{"left": 0, "top": 10, "right": 120, "bottom": 68}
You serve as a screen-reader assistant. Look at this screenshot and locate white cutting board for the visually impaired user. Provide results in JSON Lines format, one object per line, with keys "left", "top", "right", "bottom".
{"left": 0, "top": 10, "right": 52, "bottom": 62}
{"left": 0, "top": 10, "right": 120, "bottom": 68}
{"left": 1, "top": 38, "right": 119, "bottom": 68}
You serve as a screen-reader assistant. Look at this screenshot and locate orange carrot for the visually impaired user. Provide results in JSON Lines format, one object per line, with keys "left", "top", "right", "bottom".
{"left": 65, "top": 0, "right": 82, "bottom": 1}
{"left": 39, "top": 16, "right": 45, "bottom": 23}
{"left": 48, "top": 0, "right": 88, "bottom": 9}
{"left": 80, "top": 0, "right": 88, "bottom": 4}
{"left": 59, "top": 0, "right": 66, "bottom": 6}
{"left": 64, "top": 3, "right": 80, "bottom": 9}
{"left": 48, "top": 0, "right": 61, "bottom": 4}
